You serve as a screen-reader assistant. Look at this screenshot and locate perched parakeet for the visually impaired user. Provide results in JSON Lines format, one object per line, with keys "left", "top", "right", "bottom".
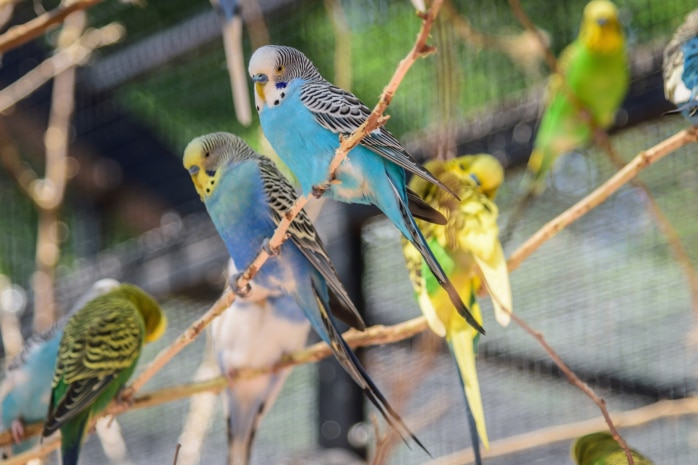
{"left": 573, "top": 432, "right": 655, "bottom": 465}
{"left": 663, "top": 8, "right": 698, "bottom": 124}
{"left": 504, "top": 0, "right": 629, "bottom": 241}
{"left": 183, "top": 132, "right": 425, "bottom": 450}
{"left": 0, "top": 278, "right": 120, "bottom": 456}
{"left": 401, "top": 154, "right": 511, "bottom": 465}
{"left": 42, "top": 284, "right": 167, "bottom": 465}
{"left": 211, "top": 260, "right": 311, "bottom": 465}
{"left": 211, "top": 0, "right": 252, "bottom": 126}
{"left": 248, "top": 45, "right": 485, "bottom": 335}
{"left": 527, "top": 0, "right": 628, "bottom": 193}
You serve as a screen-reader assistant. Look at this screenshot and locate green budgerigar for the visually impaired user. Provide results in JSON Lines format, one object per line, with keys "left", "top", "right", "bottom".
{"left": 42, "top": 284, "right": 167, "bottom": 465}
{"left": 505, "top": 0, "right": 629, "bottom": 240}
{"left": 573, "top": 432, "right": 655, "bottom": 465}
{"left": 401, "top": 154, "right": 511, "bottom": 465}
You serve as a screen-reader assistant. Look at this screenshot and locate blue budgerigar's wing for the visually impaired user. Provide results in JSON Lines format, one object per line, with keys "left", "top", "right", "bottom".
{"left": 299, "top": 82, "right": 459, "bottom": 200}
{"left": 257, "top": 157, "right": 366, "bottom": 331}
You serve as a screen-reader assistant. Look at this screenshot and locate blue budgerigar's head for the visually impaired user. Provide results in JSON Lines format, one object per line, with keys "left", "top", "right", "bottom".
{"left": 248, "top": 45, "right": 323, "bottom": 112}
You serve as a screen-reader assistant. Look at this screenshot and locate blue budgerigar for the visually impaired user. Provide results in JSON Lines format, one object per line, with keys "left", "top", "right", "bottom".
{"left": 212, "top": 260, "right": 311, "bottom": 465}
{"left": 0, "top": 279, "right": 120, "bottom": 457}
{"left": 183, "top": 132, "right": 425, "bottom": 450}
{"left": 211, "top": 0, "right": 252, "bottom": 126}
{"left": 664, "top": 8, "right": 698, "bottom": 124}
{"left": 248, "top": 45, "right": 484, "bottom": 335}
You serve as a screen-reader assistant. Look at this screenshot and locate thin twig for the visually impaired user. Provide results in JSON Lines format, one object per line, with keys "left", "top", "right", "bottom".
{"left": 121, "top": 289, "right": 235, "bottom": 399}
{"left": 507, "top": 127, "right": 698, "bottom": 272}
{"left": 370, "top": 332, "right": 441, "bottom": 464}
{"left": 172, "top": 444, "right": 182, "bottom": 465}
{"left": 32, "top": 11, "right": 85, "bottom": 332}
{"left": 0, "top": 120, "right": 37, "bottom": 199}
{"left": 120, "top": 0, "right": 444, "bottom": 406}
{"left": 595, "top": 132, "right": 698, "bottom": 316}
{"left": 423, "top": 397, "right": 698, "bottom": 464}
{"left": 0, "top": 0, "right": 103, "bottom": 54}
{"left": 507, "top": 0, "right": 558, "bottom": 74}
{"left": 508, "top": 312, "right": 632, "bottom": 461}
{"left": 0, "top": 23, "right": 125, "bottom": 114}
{"left": 0, "top": 315, "right": 429, "bottom": 458}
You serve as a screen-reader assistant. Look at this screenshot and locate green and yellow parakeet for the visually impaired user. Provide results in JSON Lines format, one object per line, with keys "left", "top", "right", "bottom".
{"left": 573, "top": 432, "right": 655, "bottom": 465}
{"left": 504, "top": 0, "right": 629, "bottom": 240}
{"left": 401, "top": 154, "right": 512, "bottom": 465}
{"left": 42, "top": 284, "right": 167, "bottom": 465}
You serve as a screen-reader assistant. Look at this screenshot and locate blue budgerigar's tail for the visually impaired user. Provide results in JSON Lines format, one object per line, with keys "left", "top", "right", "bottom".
{"left": 386, "top": 181, "right": 485, "bottom": 335}
{"left": 307, "top": 283, "right": 430, "bottom": 456}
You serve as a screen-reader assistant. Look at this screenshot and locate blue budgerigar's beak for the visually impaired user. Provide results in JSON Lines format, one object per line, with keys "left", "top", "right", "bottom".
{"left": 188, "top": 165, "right": 200, "bottom": 175}
{"left": 252, "top": 73, "right": 268, "bottom": 83}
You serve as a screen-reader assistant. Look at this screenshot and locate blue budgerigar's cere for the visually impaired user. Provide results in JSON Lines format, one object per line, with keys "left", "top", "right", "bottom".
{"left": 211, "top": 260, "right": 310, "bottom": 465}
{"left": 664, "top": 8, "right": 698, "bottom": 124}
{"left": 248, "top": 45, "right": 485, "bottom": 335}
{"left": 0, "top": 279, "right": 120, "bottom": 457}
{"left": 183, "top": 132, "right": 427, "bottom": 452}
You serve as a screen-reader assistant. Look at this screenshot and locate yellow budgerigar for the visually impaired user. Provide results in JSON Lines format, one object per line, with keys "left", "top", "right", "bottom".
{"left": 402, "top": 154, "right": 511, "bottom": 465}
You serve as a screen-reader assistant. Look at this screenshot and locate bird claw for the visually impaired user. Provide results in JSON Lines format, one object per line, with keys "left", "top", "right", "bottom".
{"left": 11, "top": 419, "right": 24, "bottom": 444}
{"left": 262, "top": 238, "right": 280, "bottom": 257}
{"left": 311, "top": 184, "right": 327, "bottom": 198}
{"left": 116, "top": 389, "right": 135, "bottom": 409}
{"left": 229, "top": 273, "right": 252, "bottom": 297}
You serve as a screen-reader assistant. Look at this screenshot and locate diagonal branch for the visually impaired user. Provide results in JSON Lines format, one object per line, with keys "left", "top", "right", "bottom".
{"left": 0, "top": 0, "right": 103, "bottom": 54}
{"left": 0, "top": 315, "right": 429, "bottom": 460}
{"left": 507, "top": 127, "right": 698, "bottom": 272}
{"left": 120, "top": 0, "right": 444, "bottom": 405}
{"left": 422, "top": 397, "right": 698, "bottom": 464}
{"left": 0, "top": 22, "right": 125, "bottom": 114}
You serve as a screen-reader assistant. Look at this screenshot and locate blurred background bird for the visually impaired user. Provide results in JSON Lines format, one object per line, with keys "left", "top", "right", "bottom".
{"left": 663, "top": 8, "right": 698, "bottom": 124}
{"left": 502, "top": 0, "right": 629, "bottom": 243}
{"left": 0, "top": 278, "right": 120, "bottom": 457}
{"left": 573, "top": 431, "right": 655, "bottom": 465}
{"left": 402, "top": 154, "right": 511, "bottom": 465}
{"left": 183, "top": 132, "right": 425, "bottom": 451}
{"left": 211, "top": 0, "right": 252, "bottom": 126}
{"left": 211, "top": 260, "right": 310, "bottom": 465}
{"left": 42, "top": 284, "right": 167, "bottom": 465}
{"left": 248, "top": 44, "right": 484, "bottom": 335}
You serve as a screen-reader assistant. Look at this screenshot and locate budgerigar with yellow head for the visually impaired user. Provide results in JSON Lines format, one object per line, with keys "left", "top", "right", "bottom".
{"left": 183, "top": 132, "right": 427, "bottom": 452}
{"left": 402, "top": 154, "right": 511, "bottom": 465}
{"left": 504, "top": 0, "right": 629, "bottom": 240}
{"left": 42, "top": 284, "right": 167, "bottom": 465}
{"left": 573, "top": 432, "right": 655, "bottom": 465}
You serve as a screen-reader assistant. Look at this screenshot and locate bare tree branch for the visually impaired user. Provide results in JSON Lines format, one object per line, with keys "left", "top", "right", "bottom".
{"left": 507, "top": 127, "right": 698, "bottom": 272}
{"left": 0, "top": 0, "right": 103, "bottom": 54}
{"left": 0, "top": 23, "right": 125, "bottom": 114}
{"left": 32, "top": 11, "right": 85, "bottom": 332}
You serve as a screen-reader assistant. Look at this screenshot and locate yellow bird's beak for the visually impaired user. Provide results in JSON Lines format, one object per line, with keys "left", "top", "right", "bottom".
{"left": 255, "top": 81, "right": 266, "bottom": 102}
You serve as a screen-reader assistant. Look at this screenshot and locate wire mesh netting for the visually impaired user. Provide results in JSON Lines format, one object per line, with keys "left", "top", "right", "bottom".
{"left": 1, "top": 0, "right": 698, "bottom": 464}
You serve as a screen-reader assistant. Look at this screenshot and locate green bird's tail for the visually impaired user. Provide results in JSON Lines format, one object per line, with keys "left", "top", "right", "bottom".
{"left": 59, "top": 410, "right": 91, "bottom": 465}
